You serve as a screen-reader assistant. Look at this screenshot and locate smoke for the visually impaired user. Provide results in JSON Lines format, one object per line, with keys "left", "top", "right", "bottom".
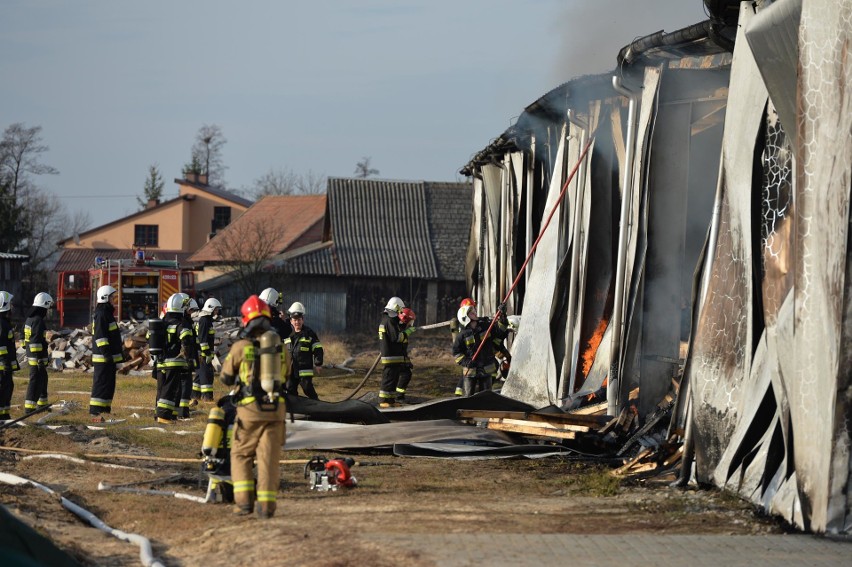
{"left": 551, "top": 0, "right": 709, "bottom": 82}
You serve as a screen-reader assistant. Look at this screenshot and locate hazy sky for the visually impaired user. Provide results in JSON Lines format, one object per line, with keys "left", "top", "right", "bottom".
{"left": 1, "top": 1, "right": 707, "bottom": 229}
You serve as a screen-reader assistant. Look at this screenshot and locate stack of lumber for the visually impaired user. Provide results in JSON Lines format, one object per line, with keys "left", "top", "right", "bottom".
{"left": 457, "top": 409, "right": 612, "bottom": 442}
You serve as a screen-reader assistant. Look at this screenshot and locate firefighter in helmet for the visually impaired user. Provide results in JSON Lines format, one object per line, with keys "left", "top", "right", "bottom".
{"left": 0, "top": 291, "right": 18, "bottom": 420}
{"left": 452, "top": 297, "right": 477, "bottom": 396}
{"left": 193, "top": 297, "right": 221, "bottom": 403}
{"left": 154, "top": 293, "right": 194, "bottom": 423}
{"left": 452, "top": 302, "right": 511, "bottom": 397}
{"left": 220, "top": 295, "right": 291, "bottom": 518}
{"left": 89, "top": 285, "right": 124, "bottom": 419}
{"left": 377, "top": 296, "right": 416, "bottom": 407}
{"left": 259, "top": 287, "right": 292, "bottom": 338}
{"left": 283, "top": 301, "right": 323, "bottom": 400}
{"left": 175, "top": 298, "right": 200, "bottom": 418}
{"left": 23, "top": 292, "right": 53, "bottom": 413}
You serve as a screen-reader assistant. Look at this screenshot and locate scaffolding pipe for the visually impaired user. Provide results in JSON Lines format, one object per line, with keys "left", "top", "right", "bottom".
{"left": 608, "top": 76, "right": 639, "bottom": 417}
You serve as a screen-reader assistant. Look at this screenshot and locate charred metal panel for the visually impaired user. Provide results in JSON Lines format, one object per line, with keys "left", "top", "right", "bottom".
{"left": 689, "top": 3, "right": 767, "bottom": 481}
{"left": 502, "top": 128, "right": 567, "bottom": 407}
{"left": 791, "top": 0, "right": 852, "bottom": 533}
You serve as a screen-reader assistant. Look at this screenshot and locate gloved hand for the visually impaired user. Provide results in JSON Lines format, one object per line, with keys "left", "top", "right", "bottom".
{"left": 498, "top": 302, "right": 507, "bottom": 314}
{"left": 403, "top": 326, "right": 416, "bottom": 336}
{"left": 205, "top": 355, "right": 214, "bottom": 364}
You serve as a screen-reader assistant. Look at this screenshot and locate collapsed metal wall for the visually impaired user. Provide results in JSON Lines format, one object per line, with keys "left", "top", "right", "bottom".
{"left": 463, "top": 0, "right": 851, "bottom": 535}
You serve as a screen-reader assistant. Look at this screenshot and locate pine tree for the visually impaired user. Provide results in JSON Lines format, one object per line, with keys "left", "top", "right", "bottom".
{"left": 138, "top": 164, "right": 164, "bottom": 209}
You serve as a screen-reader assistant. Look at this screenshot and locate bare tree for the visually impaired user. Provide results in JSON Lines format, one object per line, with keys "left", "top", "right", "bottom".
{"left": 354, "top": 157, "right": 379, "bottom": 178}
{"left": 297, "top": 170, "right": 327, "bottom": 194}
{"left": 0, "top": 123, "right": 59, "bottom": 202}
{"left": 250, "top": 167, "right": 300, "bottom": 199}
{"left": 207, "top": 217, "right": 289, "bottom": 298}
{"left": 249, "top": 167, "right": 327, "bottom": 200}
{"left": 137, "top": 164, "right": 164, "bottom": 209}
{"left": 191, "top": 124, "right": 227, "bottom": 186}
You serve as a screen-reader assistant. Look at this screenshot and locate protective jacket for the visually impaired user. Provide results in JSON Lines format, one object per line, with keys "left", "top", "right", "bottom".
{"left": 378, "top": 310, "right": 414, "bottom": 366}
{"left": 220, "top": 337, "right": 292, "bottom": 408}
{"left": 284, "top": 326, "right": 323, "bottom": 379}
{"left": 195, "top": 313, "right": 216, "bottom": 361}
{"left": 91, "top": 303, "right": 123, "bottom": 364}
{"left": 452, "top": 317, "right": 510, "bottom": 371}
{"left": 156, "top": 312, "right": 195, "bottom": 370}
{"left": 23, "top": 307, "right": 49, "bottom": 366}
{"left": 269, "top": 307, "right": 293, "bottom": 338}
{"left": 0, "top": 314, "right": 18, "bottom": 372}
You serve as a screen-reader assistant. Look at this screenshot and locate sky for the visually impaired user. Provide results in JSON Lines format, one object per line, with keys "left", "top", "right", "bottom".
{"left": 1, "top": 0, "right": 708, "bottom": 229}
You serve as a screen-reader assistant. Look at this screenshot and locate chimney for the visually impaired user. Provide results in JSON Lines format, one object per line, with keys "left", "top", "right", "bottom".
{"left": 198, "top": 173, "right": 209, "bottom": 185}
{"left": 147, "top": 199, "right": 159, "bottom": 209}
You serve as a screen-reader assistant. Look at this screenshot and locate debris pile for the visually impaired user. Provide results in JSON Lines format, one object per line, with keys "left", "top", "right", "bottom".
{"left": 455, "top": 387, "right": 681, "bottom": 480}
{"left": 15, "top": 317, "right": 243, "bottom": 373}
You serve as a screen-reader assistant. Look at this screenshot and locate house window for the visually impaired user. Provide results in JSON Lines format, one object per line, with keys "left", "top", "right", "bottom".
{"left": 212, "top": 206, "right": 231, "bottom": 232}
{"left": 134, "top": 225, "right": 159, "bottom": 247}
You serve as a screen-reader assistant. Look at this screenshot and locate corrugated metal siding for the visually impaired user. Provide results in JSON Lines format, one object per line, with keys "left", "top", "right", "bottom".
{"left": 295, "top": 291, "right": 346, "bottom": 335}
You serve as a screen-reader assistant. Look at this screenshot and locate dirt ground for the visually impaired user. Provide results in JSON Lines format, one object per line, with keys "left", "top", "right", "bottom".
{"left": 0, "top": 331, "right": 789, "bottom": 566}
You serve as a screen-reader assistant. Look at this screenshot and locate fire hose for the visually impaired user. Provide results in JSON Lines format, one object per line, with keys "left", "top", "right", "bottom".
{"left": 339, "top": 319, "right": 453, "bottom": 401}
{"left": 470, "top": 137, "right": 594, "bottom": 365}
{"left": 0, "top": 471, "right": 165, "bottom": 567}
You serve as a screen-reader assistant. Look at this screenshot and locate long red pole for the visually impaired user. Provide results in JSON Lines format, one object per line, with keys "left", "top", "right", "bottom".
{"left": 470, "top": 136, "right": 594, "bottom": 363}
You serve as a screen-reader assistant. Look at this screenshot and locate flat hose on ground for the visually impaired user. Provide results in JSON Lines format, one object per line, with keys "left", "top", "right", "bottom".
{"left": 0, "top": 471, "right": 165, "bottom": 567}
{"left": 339, "top": 319, "right": 453, "bottom": 402}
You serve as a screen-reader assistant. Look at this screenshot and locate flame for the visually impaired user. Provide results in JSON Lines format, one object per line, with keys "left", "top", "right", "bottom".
{"left": 581, "top": 318, "right": 609, "bottom": 378}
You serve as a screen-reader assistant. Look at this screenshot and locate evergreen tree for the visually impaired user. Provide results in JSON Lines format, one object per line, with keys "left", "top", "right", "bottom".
{"left": 137, "top": 164, "right": 164, "bottom": 209}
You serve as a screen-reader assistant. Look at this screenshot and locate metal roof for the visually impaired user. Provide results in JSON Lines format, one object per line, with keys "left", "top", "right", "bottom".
{"left": 325, "top": 178, "right": 471, "bottom": 280}
{"left": 0, "top": 252, "right": 28, "bottom": 260}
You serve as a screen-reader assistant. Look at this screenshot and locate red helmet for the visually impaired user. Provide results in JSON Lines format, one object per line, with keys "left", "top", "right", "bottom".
{"left": 241, "top": 295, "right": 272, "bottom": 328}
{"left": 460, "top": 297, "right": 476, "bottom": 308}
{"left": 399, "top": 307, "right": 416, "bottom": 324}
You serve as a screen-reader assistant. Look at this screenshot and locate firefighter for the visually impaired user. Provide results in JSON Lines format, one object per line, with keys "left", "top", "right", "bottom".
{"left": 193, "top": 297, "right": 221, "bottom": 403}
{"left": 175, "top": 298, "right": 200, "bottom": 418}
{"left": 23, "top": 292, "right": 53, "bottom": 413}
{"left": 259, "top": 287, "right": 292, "bottom": 338}
{"left": 377, "top": 296, "right": 415, "bottom": 407}
{"left": 395, "top": 307, "right": 417, "bottom": 401}
{"left": 220, "top": 295, "right": 291, "bottom": 518}
{"left": 283, "top": 301, "right": 323, "bottom": 400}
{"left": 452, "top": 303, "right": 511, "bottom": 397}
{"left": 89, "top": 285, "right": 124, "bottom": 419}
{"left": 154, "top": 293, "right": 194, "bottom": 423}
{"left": 453, "top": 297, "right": 477, "bottom": 396}
{"left": 0, "top": 291, "right": 18, "bottom": 420}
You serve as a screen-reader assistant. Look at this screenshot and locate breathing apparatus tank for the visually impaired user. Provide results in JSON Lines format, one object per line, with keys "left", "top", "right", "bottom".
{"left": 258, "top": 330, "right": 281, "bottom": 401}
{"left": 201, "top": 406, "right": 226, "bottom": 462}
{"left": 147, "top": 318, "right": 166, "bottom": 360}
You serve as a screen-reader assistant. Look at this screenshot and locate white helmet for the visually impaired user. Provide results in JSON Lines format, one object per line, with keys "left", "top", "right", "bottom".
{"left": 202, "top": 297, "right": 222, "bottom": 314}
{"left": 166, "top": 292, "right": 189, "bottom": 313}
{"left": 457, "top": 305, "right": 473, "bottom": 327}
{"left": 385, "top": 296, "right": 405, "bottom": 313}
{"left": 96, "top": 285, "right": 117, "bottom": 304}
{"left": 259, "top": 287, "right": 281, "bottom": 307}
{"left": 0, "top": 291, "right": 12, "bottom": 313}
{"left": 33, "top": 292, "right": 54, "bottom": 309}
{"left": 288, "top": 301, "right": 305, "bottom": 317}
{"left": 188, "top": 298, "right": 199, "bottom": 311}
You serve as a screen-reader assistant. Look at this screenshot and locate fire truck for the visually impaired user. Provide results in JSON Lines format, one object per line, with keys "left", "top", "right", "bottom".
{"left": 57, "top": 253, "right": 195, "bottom": 327}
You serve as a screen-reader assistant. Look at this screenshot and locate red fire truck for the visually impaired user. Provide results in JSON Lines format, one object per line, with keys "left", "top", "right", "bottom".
{"left": 57, "top": 254, "right": 195, "bottom": 327}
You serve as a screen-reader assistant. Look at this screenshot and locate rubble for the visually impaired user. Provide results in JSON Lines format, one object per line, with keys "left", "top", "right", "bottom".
{"left": 15, "top": 317, "right": 243, "bottom": 373}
